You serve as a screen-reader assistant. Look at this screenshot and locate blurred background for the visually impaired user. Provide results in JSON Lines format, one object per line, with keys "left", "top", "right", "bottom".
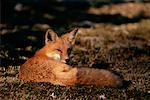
{"left": 1, "top": 0, "right": 150, "bottom": 66}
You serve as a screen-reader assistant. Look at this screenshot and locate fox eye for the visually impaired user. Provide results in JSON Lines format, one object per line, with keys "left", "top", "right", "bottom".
{"left": 56, "top": 49, "right": 62, "bottom": 53}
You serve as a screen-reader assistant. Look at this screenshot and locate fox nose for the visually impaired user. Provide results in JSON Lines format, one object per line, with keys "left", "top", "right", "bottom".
{"left": 61, "top": 56, "right": 69, "bottom": 63}
{"left": 66, "top": 59, "right": 69, "bottom": 62}
{"left": 65, "top": 56, "right": 69, "bottom": 60}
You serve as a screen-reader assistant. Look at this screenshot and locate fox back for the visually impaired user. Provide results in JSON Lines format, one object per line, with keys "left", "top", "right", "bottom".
{"left": 19, "top": 28, "right": 122, "bottom": 87}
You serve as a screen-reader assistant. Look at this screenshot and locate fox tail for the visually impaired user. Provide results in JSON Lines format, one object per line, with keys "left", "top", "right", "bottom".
{"left": 76, "top": 68, "right": 122, "bottom": 88}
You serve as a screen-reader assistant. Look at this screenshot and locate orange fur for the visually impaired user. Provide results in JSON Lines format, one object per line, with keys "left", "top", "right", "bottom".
{"left": 19, "top": 28, "right": 122, "bottom": 87}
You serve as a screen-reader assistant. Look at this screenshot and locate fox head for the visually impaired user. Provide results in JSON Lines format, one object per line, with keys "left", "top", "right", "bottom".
{"left": 41, "top": 28, "right": 78, "bottom": 63}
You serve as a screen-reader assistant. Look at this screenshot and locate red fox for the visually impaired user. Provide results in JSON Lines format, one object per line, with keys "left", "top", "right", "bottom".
{"left": 19, "top": 28, "right": 122, "bottom": 87}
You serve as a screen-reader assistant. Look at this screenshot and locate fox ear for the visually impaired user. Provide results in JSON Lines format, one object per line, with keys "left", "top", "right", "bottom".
{"left": 45, "top": 29, "right": 59, "bottom": 44}
{"left": 68, "top": 28, "right": 78, "bottom": 44}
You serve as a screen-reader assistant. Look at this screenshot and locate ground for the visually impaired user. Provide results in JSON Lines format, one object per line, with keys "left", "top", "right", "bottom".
{"left": 0, "top": 2, "right": 150, "bottom": 100}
